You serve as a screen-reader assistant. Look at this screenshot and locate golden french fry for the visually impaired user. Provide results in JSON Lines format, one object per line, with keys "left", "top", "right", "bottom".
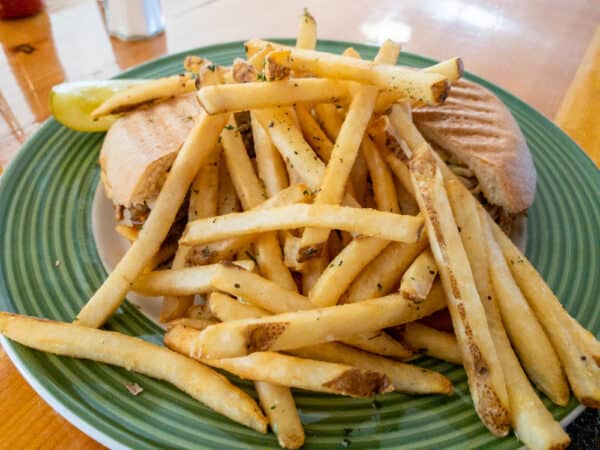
{"left": 244, "top": 39, "right": 450, "bottom": 105}
{"left": 490, "top": 217, "right": 600, "bottom": 408}
{"left": 187, "top": 184, "right": 313, "bottom": 265}
{"left": 361, "top": 136, "right": 400, "bottom": 213}
{"left": 197, "top": 79, "right": 350, "bottom": 114}
{"left": 342, "top": 331, "right": 413, "bottom": 360}
{"left": 181, "top": 203, "right": 424, "bottom": 247}
{"left": 346, "top": 232, "right": 428, "bottom": 303}
{"left": 115, "top": 224, "right": 139, "bottom": 242}
{"left": 221, "top": 116, "right": 297, "bottom": 292}
{"left": 217, "top": 153, "right": 241, "bottom": 214}
{"left": 300, "top": 250, "right": 328, "bottom": 295}
{"left": 211, "top": 264, "right": 311, "bottom": 313}
{"left": 477, "top": 203, "right": 569, "bottom": 405}
{"left": 394, "top": 322, "right": 462, "bottom": 365}
{"left": 423, "top": 57, "right": 464, "bottom": 82}
{"left": 165, "top": 318, "right": 218, "bottom": 331}
{"left": 0, "top": 313, "right": 267, "bottom": 433}
{"left": 399, "top": 248, "right": 438, "bottom": 301}
{"left": 569, "top": 316, "right": 600, "bottom": 365}
{"left": 189, "top": 283, "right": 447, "bottom": 359}
{"left": 207, "top": 292, "right": 271, "bottom": 321}
{"left": 133, "top": 260, "right": 255, "bottom": 297}
{"left": 298, "top": 42, "right": 398, "bottom": 257}
{"left": 91, "top": 74, "right": 196, "bottom": 118}
{"left": 184, "top": 304, "right": 216, "bottom": 320}
{"left": 296, "top": 8, "right": 317, "bottom": 50}
{"left": 309, "top": 236, "right": 389, "bottom": 307}
{"left": 410, "top": 144, "right": 510, "bottom": 436}
{"left": 295, "top": 104, "right": 334, "bottom": 162}
{"left": 162, "top": 147, "right": 222, "bottom": 322}
{"left": 447, "top": 180, "right": 570, "bottom": 448}
{"left": 76, "top": 108, "right": 228, "bottom": 328}
{"left": 298, "top": 84, "right": 379, "bottom": 256}
{"left": 251, "top": 112, "right": 289, "bottom": 196}
{"left": 314, "top": 103, "right": 343, "bottom": 141}
{"left": 253, "top": 108, "right": 325, "bottom": 190}
{"left": 264, "top": 49, "right": 292, "bottom": 81}
{"left": 165, "top": 327, "right": 393, "bottom": 398}
{"left": 255, "top": 381, "right": 305, "bottom": 449}
{"left": 290, "top": 342, "right": 452, "bottom": 395}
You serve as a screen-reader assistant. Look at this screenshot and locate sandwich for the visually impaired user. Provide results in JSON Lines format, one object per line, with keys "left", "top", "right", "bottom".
{"left": 412, "top": 78, "right": 536, "bottom": 241}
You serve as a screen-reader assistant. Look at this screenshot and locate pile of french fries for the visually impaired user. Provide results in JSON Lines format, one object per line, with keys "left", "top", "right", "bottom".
{"left": 2, "top": 10, "right": 599, "bottom": 450}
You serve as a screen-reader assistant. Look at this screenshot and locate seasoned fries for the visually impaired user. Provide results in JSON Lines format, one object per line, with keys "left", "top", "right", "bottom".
{"left": 91, "top": 74, "right": 196, "bottom": 118}
{"left": 410, "top": 144, "right": 510, "bottom": 436}
{"left": 197, "top": 79, "right": 350, "bottom": 114}
{"left": 244, "top": 39, "right": 451, "bottom": 105}
{"left": 188, "top": 283, "right": 446, "bottom": 359}
{"left": 0, "top": 313, "right": 268, "bottom": 433}
{"left": 165, "top": 326, "right": 393, "bottom": 398}
{"left": 9, "top": 9, "right": 596, "bottom": 449}
{"left": 181, "top": 204, "right": 423, "bottom": 247}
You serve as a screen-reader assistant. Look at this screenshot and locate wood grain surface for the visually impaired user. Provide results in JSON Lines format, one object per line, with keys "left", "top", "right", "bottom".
{"left": 0, "top": 0, "right": 598, "bottom": 447}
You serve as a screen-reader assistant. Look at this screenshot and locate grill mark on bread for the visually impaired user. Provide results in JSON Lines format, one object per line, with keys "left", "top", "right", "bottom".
{"left": 322, "top": 368, "right": 393, "bottom": 397}
{"left": 245, "top": 322, "right": 289, "bottom": 352}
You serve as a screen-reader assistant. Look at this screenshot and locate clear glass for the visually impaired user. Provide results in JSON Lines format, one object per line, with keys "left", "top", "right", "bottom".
{"left": 104, "top": 0, "right": 164, "bottom": 41}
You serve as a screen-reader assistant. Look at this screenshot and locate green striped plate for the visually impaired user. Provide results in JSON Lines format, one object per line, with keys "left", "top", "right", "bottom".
{"left": 0, "top": 40, "right": 598, "bottom": 449}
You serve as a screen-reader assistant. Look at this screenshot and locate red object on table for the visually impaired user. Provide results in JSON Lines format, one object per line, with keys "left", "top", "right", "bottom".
{"left": 0, "top": 0, "right": 43, "bottom": 19}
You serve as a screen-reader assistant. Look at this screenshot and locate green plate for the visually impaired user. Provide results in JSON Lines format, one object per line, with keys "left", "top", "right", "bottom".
{"left": 0, "top": 40, "right": 598, "bottom": 449}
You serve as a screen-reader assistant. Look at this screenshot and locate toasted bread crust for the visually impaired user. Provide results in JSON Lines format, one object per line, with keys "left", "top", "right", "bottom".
{"left": 413, "top": 79, "right": 536, "bottom": 214}
{"left": 99, "top": 93, "right": 203, "bottom": 207}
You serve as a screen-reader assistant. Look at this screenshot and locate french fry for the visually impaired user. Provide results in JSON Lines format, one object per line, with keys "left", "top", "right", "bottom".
{"left": 165, "top": 327, "right": 393, "bottom": 398}
{"left": 300, "top": 250, "right": 329, "bottom": 295}
{"left": 253, "top": 108, "right": 325, "bottom": 190}
{"left": 342, "top": 331, "right": 413, "bottom": 360}
{"left": 392, "top": 322, "right": 462, "bottom": 365}
{"left": 207, "top": 292, "right": 271, "bottom": 321}
{"left": 184, "top": 304, "right": 216, "bottom": 320}
{"left": 91, "top": 74, "right": 196, "bottom": 118}
{"left": 297, "top": 41, "right": 399, "bottom": 258}
{"left": 197, "top": 79, "right": 350, "bottom": 114}
{"left": 361, "top": 136, "right": 400, "bottom": 213}
{"left": 251, "top": 112, "right": 289, "bottom": 196}
{"left": 181, "top": 204, "right": 424, "bottom": 247}
{"left": 189, "top": 282, "right": 447, "bottom": 359}
{"left": 0, "top": 313, "right": 267, "bottom": 433}
{"left": 244, "top": 39, "right": 450, "bottom": 105}
{"left": 290, "top": 342, "right": 452, "bottom": 395}
{"left": 423, "top": 57, "right": 464, "bottom": 82}
{"left": 161, "top": 148, "right": 222, "bottom": 322}
{"left": 399, "top": 248, "right": 438, "bottom": 301}
{"left": 211, "top": 264, "right": 311, "bottom": 313}
{"left": 217, "top": 155, "right": 241, "bottom": 214}
{"left": 447, "top": 180, "right": 570, "bottom": 448}
{"left": 296, "top": 8, "right": 317, "bottom": 50}
{"left": 490, "top": 217, "right": 600, "bottom": 408}
{"left": 255, "top": 381, "right": 305, "bottom": 449}
{"left": 309, "top": 236, "right": 389, "bottom": 307}
{"left": 569, "top": 316, "right": 600, "bottom": 365}
{"left": 314, "top": 103, "right": 343, "bottom": 141}
{"left": 298, "top": 84, "right": 379, "bottom": 257}
{"left": 165, "top": 318, "right": 218, "bottom": 331}
{"left": 295, "top": 104, "right": 334, "bottom": 162}
{"left": 133, "top": 261, "right": 255, "bottom": 297}
{"left": 115, "top": 224, "right": 139, "bottom": 242}
{"left": 187, "top": 184, "right": 313, "bottom": 265}
{"left": 346, "top": 232, "right": 428, "bottom": 303}
{"left": 410, "top": 144, "right": 510, "bottom": 436}
{"left": 264, "top": 50, "right": 292, "bottom": 81}
{"left": 477, "top": 203, "right": 569, "bottom": 405}
{"left": 221, "top": 116, "right": 297, "bottom": 291}
{"left": 76, "top": 107, "right": 228, "bottom": 328}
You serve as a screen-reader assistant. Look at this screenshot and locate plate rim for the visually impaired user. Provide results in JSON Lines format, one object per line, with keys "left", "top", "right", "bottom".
{"left": 0, "top": 38, "right": 596, "bottom": 448}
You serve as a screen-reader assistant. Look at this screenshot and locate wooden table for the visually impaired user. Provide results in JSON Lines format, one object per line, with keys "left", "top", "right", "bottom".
{"left": 0, "top": 0, "right": 598, "bottom": 447}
